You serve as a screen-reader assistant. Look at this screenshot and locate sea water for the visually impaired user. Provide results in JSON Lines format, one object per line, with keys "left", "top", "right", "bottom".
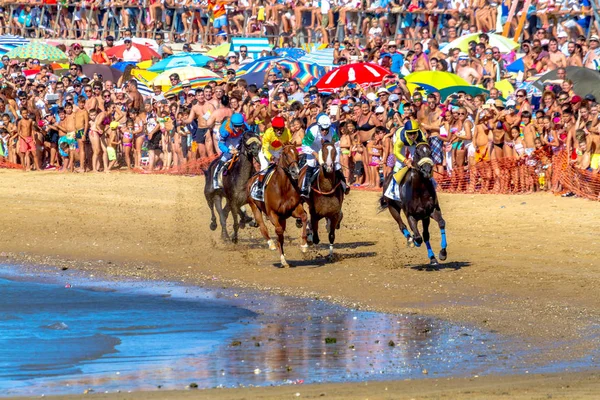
{"left": 0, "top": 268, "right": 594, "bottom": 397}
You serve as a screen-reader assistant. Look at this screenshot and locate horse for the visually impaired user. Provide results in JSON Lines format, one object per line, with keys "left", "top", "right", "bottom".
{"left": 301, "top": 142, "right": 345, "bottom": 260}
{"left": 379, "top": 142, "right": 447, "bottom": 266}
{"left": 246, "top": 145, "right": 309, "bottom": 268}
{"left": 204, "top": 132, "right": 261, "bottom": 243}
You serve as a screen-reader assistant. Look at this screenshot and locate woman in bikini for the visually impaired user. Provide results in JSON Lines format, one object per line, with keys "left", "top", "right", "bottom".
{"left": 133, "top": 105, "right": 148, "bottom": 169}
{"left": 356, "top": 101, "right": 378, "bottom": 144}
{"left": 87, "top": 108, "right": 106, "bottom": 172}
{"left": 451, "top": 107, "right": 473, "bottom": 191}
{"left": 121, "top": 118, "right": 135, "bottom": 170}
{"left": 339, "top": 121, "right": 354, "bottom": 185}
{"left": 365, "top": 127, "right": 384, "bottom": 188}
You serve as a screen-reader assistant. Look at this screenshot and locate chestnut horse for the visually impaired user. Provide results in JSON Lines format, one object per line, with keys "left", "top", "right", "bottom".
{"left": 247, "top": 145, "right": 309, "bottom": 268}
{"left": 301, "top": 142, "right": 345, "bottom": 260}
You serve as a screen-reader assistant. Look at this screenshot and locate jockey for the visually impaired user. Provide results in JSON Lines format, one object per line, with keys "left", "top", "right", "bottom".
{"left": 253, "top": 116, "right": 292, "bottom": 199}
{"left": 213, "top": 113, "right": 250, "bottom": 189}
{"left": 300, "top": 114, "right": 349, "bottom": 198}
{"left": 392, "top": 119, "right": 426, "bottom": 185}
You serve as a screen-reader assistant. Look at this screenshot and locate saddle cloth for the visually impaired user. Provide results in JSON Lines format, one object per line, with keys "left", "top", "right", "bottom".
{"left": 384, "top": 179, "right": 401, "bottom": 201}
{"left": 214, "top": 154, "right": 239, "bottom": 187}
{"left": 250, "top": 165, "right": 277, "bottom": 202}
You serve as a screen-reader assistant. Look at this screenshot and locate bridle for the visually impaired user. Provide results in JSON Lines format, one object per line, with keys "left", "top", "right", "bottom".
{"left": 278, "top": 145, "right": 299, "bottom": 178}
{"left": 413, "top": 142, "right": 434, "bottom": 174}
{"left": 243, "top": 134, "right": 262, "bottom": 164}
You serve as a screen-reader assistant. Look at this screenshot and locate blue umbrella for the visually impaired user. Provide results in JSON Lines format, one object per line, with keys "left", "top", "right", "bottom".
{"left": 298, "top": 48, "right": 335, "bottom": 68}
{"left": 506, "top": 57, "right": 525, "bottom": 73}
{"left": 236, "top": 71, "right": 267, "bottom": 87}
{"left": 112, "top": 61, "right": 138, "bottom": 72}
{"left": 148, "top": 53, "right": 215, "bottom": 72}
{"left": 274, "top": 48, "right": 306, "bottom": 60}
{"left": 0, "top": 34, "right": 29, "bottom": 56}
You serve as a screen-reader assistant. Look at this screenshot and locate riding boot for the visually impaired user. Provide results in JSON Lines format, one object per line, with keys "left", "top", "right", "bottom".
{"left": 301, "top": 166, "right": 318, "bottom": 199}
{"left": 336, "top": 169, "right": 350, "bottom": 194}
{"left": 213, "top": 160, "right": 225, "bottom": 189}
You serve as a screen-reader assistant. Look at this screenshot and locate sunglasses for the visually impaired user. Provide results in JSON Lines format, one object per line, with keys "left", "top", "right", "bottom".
{"left": 70, "top": 67, "right": 77, "bottom": 70}
{"left": 103, "top": 95, "right": 111, "bottom": 98}
{"left": 84, "top": 89, "right": 92, "bottom": 93}
{"left": 516, "top": 94, "right": 525, "bottom": 98}
{"left": 456, "top": 112, "right": 466, "bottom": 115}
{"left": 559, "top": 97, "right": 568, "bottom": 101}
{"left": 227, "top": 71, "right": 235, "bottom": 75}
{"left": 170, "top": 77, "right": 179, "bottom": 81}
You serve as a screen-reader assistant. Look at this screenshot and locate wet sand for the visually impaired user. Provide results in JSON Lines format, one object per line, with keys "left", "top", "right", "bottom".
{"left": 1, "top": 169, "right": 600, "bottom": 399}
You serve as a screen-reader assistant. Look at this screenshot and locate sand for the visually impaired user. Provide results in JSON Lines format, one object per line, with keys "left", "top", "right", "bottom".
{"left": 1, "top": 169, "right": 599, "bottom": 399}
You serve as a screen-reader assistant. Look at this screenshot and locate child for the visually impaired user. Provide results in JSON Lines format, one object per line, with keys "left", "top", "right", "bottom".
{"left": 106, "top": 121, "right": 120, "bottom": 171}
{"left": 351, "top": 135, "right": 365, "bottom": 186}
{"left": 17, "top": 110, "right": 38, "bottom": 171}
{"left": 175, "top": 111, "right": 190, "bottom": 167}
{"left": 0, "top": 128, "right": 9, "bottom": 160}
{"left": 121, "top": 119, "right": 134, "bottom": 170}
{"left": 366, "top": 127, "right": 385, "bottom": 188}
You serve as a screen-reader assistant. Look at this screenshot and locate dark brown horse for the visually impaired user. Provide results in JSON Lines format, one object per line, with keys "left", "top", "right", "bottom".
{"left": 301, "top": 142, "right": 345, "bottom": 260}
{"left": 379, "top": 142, "right": 447, "bottom": 266}
{"left": 247, "top": 145, "right": 308, "bottom": 268}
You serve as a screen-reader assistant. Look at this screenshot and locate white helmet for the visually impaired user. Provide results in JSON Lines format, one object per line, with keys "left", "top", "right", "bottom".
{"left": 317, "top": 115, "right": 331, "bottom": 129}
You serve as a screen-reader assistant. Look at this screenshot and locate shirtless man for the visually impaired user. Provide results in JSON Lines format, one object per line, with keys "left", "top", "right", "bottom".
{"left": 206, "top": 96, "right": 232, "bottom": 156}
{"left": 17, "top": 109, "right": 37, "bottom": 171}
{"left": 456, "top": 54, "right": 481, "bottom": 84}
{"left": 471, "top": 107, "right": 493, "bottom": 191}
{"left": 412, "top": 43, "right": 430, "bottom": 72}
{"left": 584, "top": 35, "right": 600, "bottom": 70}
{"left": 185, "top": 90, "right": 216, "bottom": 158}
{"left": 75, "top": 98, "right": 89, "bottom": 172}
{"left": 127, "top": 79, "right": 144, "bottom": 112}
{"left": 548, "top": 38, "right": 567, "bottom": 69}
{"left": 419, "top": 93, "right": 443, "bottom": 174}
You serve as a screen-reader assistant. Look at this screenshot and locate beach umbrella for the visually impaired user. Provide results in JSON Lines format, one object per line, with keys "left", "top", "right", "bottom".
{"left": 274, "top": 48, "right": 306, "bottom": 60}
{"left": 82, "top": 64, "right": 123, "bottom": 82}
{"left": 148, "top": 53, "right": 215, "bottom": 72}
{"left": 404, "top": 71, "right": 470, "bottom": 90}
{"left": 235, "top": 71, "right": 267, "bottom": 87}
{"left": 131, "top": 68, "right": 159, "bottom": 84}
{"left": 164, "top": 77, "right": 222, "bottom": 95}
{"left": 437, "top": 86, "right": 489, "bottom": 101}
{"left": 134, "top": 79, "right": 153, "bottom": 97}
{"left": 517, "top": 78, "right": 543, "bottom": 98}
{"left": 506, "top": 57, "right": 525, "bottom": 73}
{"left": 494, "top": 79, "right": 515, "bottom": 97}
{"left": 532, "top": 66, "right": 600, "bottom": 99}
{"left": 106, "top": 43, "right": 160, "bottom": 62}
{"left": 151, "top": 66, "right": 220, "bottom": 87}
{"left": 298, "top": 48, "right": 335, "bottom": 68}
{"left": 207, "top": 42, "right": 231, "bottom": 57}
{"left": 0, "top": 34, "right": 29, "bottom": 47}
{"left": 238, "top": 56, "right": 325, "bottom": 88}
{"left": 111, "top": 61, "right": 138, "bottom": 72}
{"left": 315, "top": 63, "right": 392, "bottom": 92}
{"left": 440, "top": 33, "right": 519, "bottom": 54}
{"left": 115, "top": 38, "right": 159, "bottom": 52}
{"left": 6, "top": 42, "right": 67, "bottom": 61}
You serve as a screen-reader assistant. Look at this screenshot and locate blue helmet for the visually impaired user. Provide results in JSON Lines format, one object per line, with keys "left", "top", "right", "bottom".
{"left": 231, "top": 113, "right": 245, "bottom": 127}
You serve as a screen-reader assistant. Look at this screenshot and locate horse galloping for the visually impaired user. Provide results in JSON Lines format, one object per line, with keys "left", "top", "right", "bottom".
{"left": 204, "top": 131, "right": 261, "bottom": 243}
{"left": 247, "top": 145, "right": 309, "bottom": 268}
{"left": 302, "top": 142, "right": 345, "bottom": 260}
{"left": 380, "top": 142, "right": 447, "bottom": 266}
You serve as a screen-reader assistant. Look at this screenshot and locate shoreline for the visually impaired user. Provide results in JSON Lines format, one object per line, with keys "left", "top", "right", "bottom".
{"left": 1, "top": 170, "right": 600, "bottom": 398}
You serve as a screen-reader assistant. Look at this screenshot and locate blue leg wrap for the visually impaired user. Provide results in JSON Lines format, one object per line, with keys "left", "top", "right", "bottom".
{"left": 402, "top": 228, "right": 410, "bottom": 238}
{"left": 441, "top": 229, "right": 447, "bottom": 249}
{"left": 425, "top": 241, "right": 435, "bottom": 258}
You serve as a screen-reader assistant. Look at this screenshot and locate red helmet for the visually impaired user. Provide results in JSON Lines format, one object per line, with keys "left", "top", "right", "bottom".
{"left": 271, "top": 116, "right": 285, "bottom": 129}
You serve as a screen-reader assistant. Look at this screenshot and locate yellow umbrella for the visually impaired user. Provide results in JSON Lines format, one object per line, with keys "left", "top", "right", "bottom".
{"left": 405, "top": 71, "right": 470, "bottom": 90}
{"left": 136, "top": 60, "right": 153, "bottom": 70}
{"left": 131, "top": 68, "right": 158, "bottom": 83}
{"left": 494, "top": 79, "right": 515, "bottom": 97}
{"left": 206, "top": 42, "right": 231, "bottom": 57}
{"left": 150, "top": 67, "right": 220, "bottom": 86}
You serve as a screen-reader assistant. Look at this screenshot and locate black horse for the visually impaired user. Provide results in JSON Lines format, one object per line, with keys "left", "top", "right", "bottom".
{"left": 379, "top": 142, "right": 447, "bottom": 266}
{"left": 204, "top": 132, "right": 261, "bottom": 243}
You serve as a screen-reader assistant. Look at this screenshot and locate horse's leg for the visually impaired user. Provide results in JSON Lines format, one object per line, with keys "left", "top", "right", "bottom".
{"left": 292, "top": 204, "right": 309, "bottom": 253}
{"left": 422, "top": 217, "right": 438, "bottom": 266}
{"left": 407, "top": 215, "right": 422, "bottom": 248}
{"left": 271, "top": 213, "right": 290, "bottom": 267}
{"left": 389, "top": 202, "right": 413, "bottom": 247}
{"left": 230, "top": 202, "right": 240, "bottom": 244}
{"left": 248, "top": 200, "right": 276, "bottom": 250}
{"left": 311, "top": 215, "right": 321, "bottom": 245}
{"left": 205, "top": 191, "right": 218, "bottom": 231}
{"left": 431, "top": 208, "right": 447, "bottom": 261}
{"left": 327, "top": 213, "right": 340, "bottom": 260}
{"left": 213, "top": 195, "right": 230, "bottom": 241}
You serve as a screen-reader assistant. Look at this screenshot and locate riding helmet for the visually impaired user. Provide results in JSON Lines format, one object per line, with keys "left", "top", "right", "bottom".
{"left": 231, "top": 113, "right": 245, "bottom": 127}
{"left": 317, "top": 115, "right": 331, "bottom": 129}
{"left": 271, "top": 116, "right": 285, "bottom": 129}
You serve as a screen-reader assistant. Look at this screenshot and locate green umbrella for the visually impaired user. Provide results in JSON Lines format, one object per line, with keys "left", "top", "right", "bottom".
{"left": 438, "top": 86, "right": 489, "bottom": 101}
{"left": 6, "top": 42, "right": 68, "bottom": 62}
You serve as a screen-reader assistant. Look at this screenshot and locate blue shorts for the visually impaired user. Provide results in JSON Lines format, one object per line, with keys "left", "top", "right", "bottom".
{"left": 213, "top": 15, "right": 227, "bottom": 29}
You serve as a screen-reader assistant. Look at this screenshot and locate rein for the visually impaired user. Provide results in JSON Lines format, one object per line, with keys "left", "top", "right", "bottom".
{"left": 313, "top": 165, "right": 341, "bottom": 195}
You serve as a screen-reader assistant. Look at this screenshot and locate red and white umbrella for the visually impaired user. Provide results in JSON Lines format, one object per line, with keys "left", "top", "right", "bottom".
{"left": 315, "top": 62, "right": 393, "bottom": 92}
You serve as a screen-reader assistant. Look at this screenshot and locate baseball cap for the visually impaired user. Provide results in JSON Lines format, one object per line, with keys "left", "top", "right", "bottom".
{"left": 389, "top": 93, "right": 400, "bottom": 102}
{"left": 585, "top": 94, "right": 597, "bottom": 102}
{"left": 458, "top": 52, "right": 469, "bottom": 60}
{"left": 505, "top": 99, "right": 516, "bottom": 108}
{"left": 366, "top": 92, "right": 377, "bottom": 101}
{"left": 375, "top": 106, "right": 385, "bottom": 114}
{"left": 571, "top": 95, "right": 583, "bottom": 104}
{"left": 557, "top": 31, "right": 568, "bottom": 38}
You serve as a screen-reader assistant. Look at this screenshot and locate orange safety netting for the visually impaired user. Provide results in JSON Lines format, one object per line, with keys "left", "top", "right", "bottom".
{"left": 2, "top": 151, "right": 600, "bottom": 201}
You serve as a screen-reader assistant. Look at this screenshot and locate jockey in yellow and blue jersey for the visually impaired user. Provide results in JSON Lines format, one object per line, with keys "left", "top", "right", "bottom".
{"left": 253, "top": 116, "right": 293, "bottom": 198}
{"left": 393, "top": 119, "right": 426, "bottom": 184}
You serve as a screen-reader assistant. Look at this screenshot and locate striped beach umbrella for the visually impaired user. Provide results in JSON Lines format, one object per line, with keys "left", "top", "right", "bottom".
{"left": 298, "top": 48, "right": 335, "bottom": 68}
{"left": 5, "top": 42, "right": 67, "bottom": 61}
{"left": 237, "top": 56, "right": 325, "bottom": 88}
{"left": 164, "top": 77, "right": 222, "bottom": 96}
{"left": 148, "top": 53, "right": 215, "bottom": 72}
{"left": 135, "top": 79, "right": 153, "bottom": 97}
{"left": 151, "top": 66, "right": 220, "bottom": 87}
{"left": 274, "top": 48, "right": 306, "bottom": 60}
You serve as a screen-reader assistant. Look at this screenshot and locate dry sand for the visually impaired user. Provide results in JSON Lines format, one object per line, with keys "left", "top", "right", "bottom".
{"left": 1, "top": 169, "right": 599, "bottom": 399}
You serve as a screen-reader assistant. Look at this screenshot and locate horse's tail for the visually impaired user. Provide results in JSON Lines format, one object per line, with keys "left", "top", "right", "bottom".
{"left": 377, "top": 195, "right": 389, "bottom": 213}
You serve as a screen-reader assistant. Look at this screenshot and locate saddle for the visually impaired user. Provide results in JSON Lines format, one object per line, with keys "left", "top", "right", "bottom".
{"left": 250, "top": 164, "right": 278, "bottom": 202}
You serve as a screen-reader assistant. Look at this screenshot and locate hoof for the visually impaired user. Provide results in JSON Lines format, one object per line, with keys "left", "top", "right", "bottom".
{"left": 267, "top": 239, "right": 277, "bottom": 251}
{"left": 280, "top": 255, "right": 289, "bottom": 268}
{"left": 210, "top": 221, "right": 217, "bottom": 231}
{"left": 313, "top": 236, "right": 320, "bottom": 245}
{"left": 249, "top": 221, "right": 258, "bottom": 228}
{"left": 306, "top": 232, "right": 314, "bottom": 246}
{"left": 296, "top": 218, "right": 303, "bottom": 229}
{"left": 439, "top": 248, "right": 447, "bottom": 261}
{"left": 414, "top": 239, "right": 422, "bottom": 248}
{"left": 407, "top": 237, "right": 414, "bottom": 248}
{"left": 300, "top": 244, "right": 309, "bottom": 254}
{"left": 430, "top": 257, "right": 439, "bottom": 267}
{"left": 232, "top": 236, "right": 238, "bottom": 244}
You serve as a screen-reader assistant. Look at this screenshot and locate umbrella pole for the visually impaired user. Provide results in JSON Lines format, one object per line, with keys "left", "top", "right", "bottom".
{"left": 501, "top": 0, "right": 519, "bottom": 37}
{"left": 512, "top": 0, "right": 532, "bottom": 43}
